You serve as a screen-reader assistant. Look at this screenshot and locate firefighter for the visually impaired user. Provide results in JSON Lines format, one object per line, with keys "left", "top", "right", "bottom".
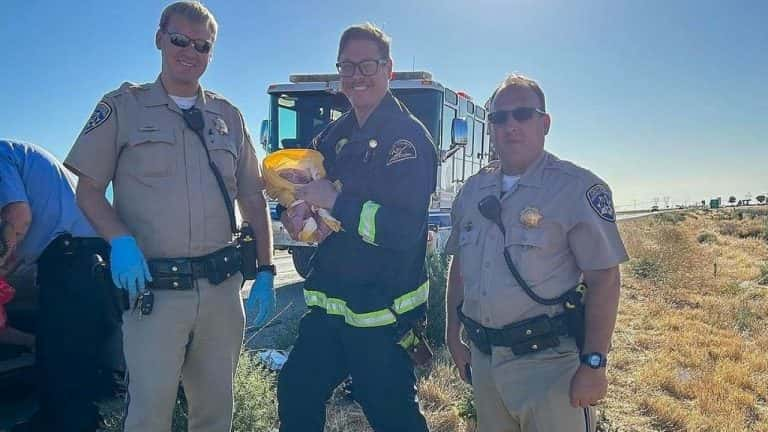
{"left": 64, "top": 2, "right": 274, "bottom": 431}
{"left": 0, "top": 139, "right": 117, "bottom": 431}
{"left": 445, "top": 74, "right": 628, "bottom": 432}
{"left": 277, "top": 23, "right": 437, "bottom": 432}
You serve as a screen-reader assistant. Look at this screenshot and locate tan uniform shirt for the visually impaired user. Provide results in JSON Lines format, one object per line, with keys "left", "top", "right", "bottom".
{"left": 446, "top": 151, "right": 628, "bottom": 328}
{"left": 66, "top": 78, "right": 264, "bottom": 259}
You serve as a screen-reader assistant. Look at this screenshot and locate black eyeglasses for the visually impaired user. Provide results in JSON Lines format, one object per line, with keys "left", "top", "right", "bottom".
{"left": 335, "top": 59, "right": 388, "bottom": 78}
{"left": 163, "top": 31, "right": 213, "bottom": 54}
{"left": 488, "top": 107, "right": 546, "bottom": 124}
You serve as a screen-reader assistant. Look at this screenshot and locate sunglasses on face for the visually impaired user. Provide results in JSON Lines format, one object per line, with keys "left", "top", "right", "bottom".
{"left": 488, "top": 107, "right": 546, "bottom": 124}
{"left": 163, "top": 31, "right": 212, "bottom": 54}
{"left": 335, "top": 59, "right": 388, "bottom": 78}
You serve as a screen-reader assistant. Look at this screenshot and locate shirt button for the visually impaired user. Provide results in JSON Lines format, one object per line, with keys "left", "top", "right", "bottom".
{"left": 171, "top": 266, "right": 179, "bottom": 272}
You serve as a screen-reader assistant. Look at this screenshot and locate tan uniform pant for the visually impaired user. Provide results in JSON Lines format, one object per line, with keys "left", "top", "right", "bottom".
{"left": 470, "top": 337, "right": 596, "bottom": 432}
{"left": 121, "top": 274, "right": 245, "bottom": 432}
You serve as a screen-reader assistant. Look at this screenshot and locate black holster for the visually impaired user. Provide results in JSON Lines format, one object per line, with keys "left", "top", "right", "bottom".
{"left": 562, "top": 285, "right": 587, "bottom": 351}
{"left": 238, "top": 223, "right": 258, "bottom": 280}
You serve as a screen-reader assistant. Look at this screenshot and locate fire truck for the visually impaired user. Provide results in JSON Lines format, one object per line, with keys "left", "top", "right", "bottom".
{"left": 259, "top": 71, "right": 492, "bottom": 277}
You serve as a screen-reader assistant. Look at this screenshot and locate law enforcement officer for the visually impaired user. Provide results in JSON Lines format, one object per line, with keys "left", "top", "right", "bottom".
{"left": 0, "top": 139, "right": 118, "bottom": 431}
{"left": 276, "top": 24, "right": 436, "bottom": 432}
{"left": 64, "top": 3, "right": 275, "bottom": 431}
{"left": 445, "top": 74, "right": 629, "bottom": 432}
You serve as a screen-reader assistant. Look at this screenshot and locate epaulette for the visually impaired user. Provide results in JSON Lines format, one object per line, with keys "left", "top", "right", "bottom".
{"left": 480, "top": 160, "right": 501, "bottom": 174}
{"left": 547, "top": 156, "right": 593, "bottom": 182}
{"left": 104, "top": 81, "right": 145, "bottom": 99}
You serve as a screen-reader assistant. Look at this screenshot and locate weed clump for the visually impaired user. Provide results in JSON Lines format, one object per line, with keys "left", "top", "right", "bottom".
{"left": 696, "top": 231, "right": 718, "bottom": 244}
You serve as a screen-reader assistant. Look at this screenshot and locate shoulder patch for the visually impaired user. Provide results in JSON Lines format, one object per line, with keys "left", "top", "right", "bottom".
{"left": 586, "top": 184, "right": 616, "bottom": 222}
{"left": 82, "top": 101, "right": 112, "bottom": 135}
{"left": 386, "top": 139, "right": 417, "bottom": 166}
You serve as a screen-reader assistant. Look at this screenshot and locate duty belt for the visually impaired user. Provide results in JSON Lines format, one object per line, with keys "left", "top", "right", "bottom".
{"left": 147, "top": 245, "right": 241, "bottom": 290}
{"left": 458, "top": 307, "right": 571, "bottom": 356}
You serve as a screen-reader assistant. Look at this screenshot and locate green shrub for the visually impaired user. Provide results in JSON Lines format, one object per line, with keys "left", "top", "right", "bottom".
{"left": 654, "top": 212, "right": 686, "bottom": 224}
{"left": 426, "top": 252, "right": 449, "bottom": 347}
{"left": 697, "top": 231, "right": 718, "bottom": 244}
{"left": 232, "top": 351, "right": 278, "bottom": 431}
{"left": 758, "top": 264, "right": 768, "bottom": 286}
{"left": 629, "top": 257, "right": 665, "bottom": 281}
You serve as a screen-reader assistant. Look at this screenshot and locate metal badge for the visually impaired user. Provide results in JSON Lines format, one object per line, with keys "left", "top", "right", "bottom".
{"left": 368, "top": 139, "right": 378, "bottom": 149}
{"left": 520, "top": 207, "right": 543, "bottom": 228}
{"left": 214, "top": 118, "right": 229, "bottom": 135}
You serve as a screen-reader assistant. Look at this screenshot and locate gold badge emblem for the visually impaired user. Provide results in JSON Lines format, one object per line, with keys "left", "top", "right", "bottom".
{"left": 214, "top": 118, "right": 229, "bottom": 135}
{"left": 520, "top": 207, "right": 543, "bottom": 228}
{"left": 335, "top": 138, "right": 349, "bottom": 154}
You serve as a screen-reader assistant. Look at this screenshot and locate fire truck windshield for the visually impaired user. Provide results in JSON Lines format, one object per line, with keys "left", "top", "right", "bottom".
{"left": 267, "top": 88, "right": 442, "bottom": 153}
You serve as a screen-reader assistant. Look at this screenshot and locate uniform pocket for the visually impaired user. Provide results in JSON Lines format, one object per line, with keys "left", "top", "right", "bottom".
{"left": 125, "top": 130, "right": 176, "bottom": 178}
{"left": 457, "top": 227, "right": 481, "bottom": 287}
{"left": 208, "top": 136, "right": 238, "bottom": 194}
{"left": 209, "top": 138, "right": 237, "bottom": 174}
{"left": 504, "top": 227, "right": 548, "bottom": 284}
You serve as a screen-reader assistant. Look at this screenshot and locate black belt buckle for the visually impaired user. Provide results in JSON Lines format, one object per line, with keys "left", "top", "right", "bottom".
{"left": 499, "top": 314, "right": 552, "bottom": 344}
{"left": 510, "top": 335, "right": 560, "bottom": 356}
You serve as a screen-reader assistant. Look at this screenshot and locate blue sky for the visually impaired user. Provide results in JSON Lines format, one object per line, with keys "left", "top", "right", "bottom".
{"left": 2, "top": 0, "right": 766, "bottom": 209}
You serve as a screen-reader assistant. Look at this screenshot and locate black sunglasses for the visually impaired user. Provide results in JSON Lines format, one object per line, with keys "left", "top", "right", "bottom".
{"left": 163, "top": 31, "right": 213, "bottom": 54}
{"left": 335, "top": 59, "right": 388, "bottom": 78}
{"left": 488, "top": 107, "right": 546, "bottom": 124}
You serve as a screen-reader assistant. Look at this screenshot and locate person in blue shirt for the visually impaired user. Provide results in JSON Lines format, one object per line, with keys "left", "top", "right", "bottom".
{"left": 0, "top": 139, "right": 118, "bottom": 432}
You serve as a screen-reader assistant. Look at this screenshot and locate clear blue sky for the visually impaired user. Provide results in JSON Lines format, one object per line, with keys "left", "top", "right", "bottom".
{"left": 2, "top": 0, "right": 766, "bottom": 208}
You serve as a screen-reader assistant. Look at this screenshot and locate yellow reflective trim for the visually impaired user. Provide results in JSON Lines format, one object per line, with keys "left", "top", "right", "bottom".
{"left": 304, "top": 281, "right": 429, "bottom": 328}
{"left": 358, "top": 201, "right": 381, "bottom": 245}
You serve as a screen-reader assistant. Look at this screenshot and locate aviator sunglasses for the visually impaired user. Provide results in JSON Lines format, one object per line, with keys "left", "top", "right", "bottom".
{"left": 488, "top": 107, "right": 546, "bottom": 124}
{"left": 163, "top": 31, "right": 213, "bottom": 54}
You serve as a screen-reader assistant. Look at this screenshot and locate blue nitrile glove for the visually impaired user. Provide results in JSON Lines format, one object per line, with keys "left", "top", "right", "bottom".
{"left": 246, "top": 271, "right": 275, "bottom": 327}
{"left": 109, "top": 235, "right": 152, "bottom": 302}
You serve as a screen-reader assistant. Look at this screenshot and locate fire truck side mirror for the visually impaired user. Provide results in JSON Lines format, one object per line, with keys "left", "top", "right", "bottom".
{"left": 260, "top": 120, "right": 269, "bottom": 151}
{"left": 451, "top": 118, "right": 468, "bottom": 148}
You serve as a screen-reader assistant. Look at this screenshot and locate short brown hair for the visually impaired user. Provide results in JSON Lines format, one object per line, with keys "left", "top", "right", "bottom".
{"left": 337, "top": 23, "right": 391, "bottom": 61}
{"left": 489, "top": 74, "right": 546, "bottom": 112}
{"left": 159, "top": 1, "right": 218, "bottom": 39}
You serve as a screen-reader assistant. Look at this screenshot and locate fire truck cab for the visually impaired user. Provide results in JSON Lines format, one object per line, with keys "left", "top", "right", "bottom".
{"left": 260, "top": 71, "right": 491, "bottom": 277}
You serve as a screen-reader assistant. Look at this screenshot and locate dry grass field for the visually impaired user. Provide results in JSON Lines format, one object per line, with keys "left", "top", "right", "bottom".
{"left": 605, "top": 209, "right": 768, "bottom": 431}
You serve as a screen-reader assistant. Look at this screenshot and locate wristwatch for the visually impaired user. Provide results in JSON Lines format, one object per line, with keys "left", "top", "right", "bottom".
{"left": 256, "top": 264, "right": 277, "bottom": 276}
{"left": 580, "top": 352, "right": 607, "bottom": 369}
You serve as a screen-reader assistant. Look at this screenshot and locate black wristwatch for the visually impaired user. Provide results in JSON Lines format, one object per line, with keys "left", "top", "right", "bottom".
{"left": 256, "top": 264, "right": 277, "bottom": 276}
{"left": 580, "top": 352, "right": 607, "bottom": 369}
